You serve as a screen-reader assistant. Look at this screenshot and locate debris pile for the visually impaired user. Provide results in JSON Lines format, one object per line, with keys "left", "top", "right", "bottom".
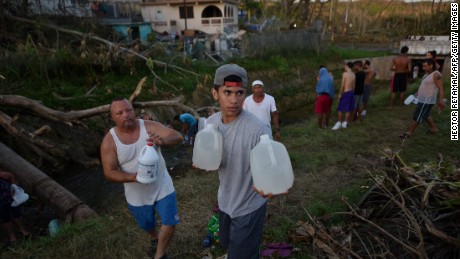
{"left": 293, "top": 154, "right": 460, "bottom": 258}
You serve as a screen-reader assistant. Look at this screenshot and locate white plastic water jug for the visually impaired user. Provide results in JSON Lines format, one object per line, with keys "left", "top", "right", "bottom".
{"left": 250, "top": 134, "right": 294, "bottom": 195}
{"left": 192, "top": 124, "right": 222, "bottom": 171}
{"left": 404, "top": 95, "right": 417, "bottom": 105}
{"left": 137, "top": 143, "right": 159, "bottom": 184}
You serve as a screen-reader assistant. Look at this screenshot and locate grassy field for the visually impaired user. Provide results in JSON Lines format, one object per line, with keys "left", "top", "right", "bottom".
{"left": 2, "top": 76, "right": 457, "bottom": 258}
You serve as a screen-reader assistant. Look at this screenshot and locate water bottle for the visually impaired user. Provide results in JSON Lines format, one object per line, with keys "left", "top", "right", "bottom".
{"left": 48, "top": 219, "right": 60, "bottom": 237}
{"left": 250, "top": 134, "right": 294, "bottom": 195}
{"left": 192, "top": 124, "right": 222, "bottom": 171}
{"left": 202, "top": 233, "right": 213, "bottom": 247}
{"left": 137, "top": 143, "right": 159, "bottom": 184}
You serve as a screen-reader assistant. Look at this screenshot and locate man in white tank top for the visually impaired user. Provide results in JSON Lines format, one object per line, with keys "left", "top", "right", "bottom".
{"left": 243, "top": 80, "right": 281, "bottom": 141}
{"left": 400, "top": 59, "right": 445, "bottom": 138}
{"left": 100, "top": 98, "right": 183, "bottom": 259}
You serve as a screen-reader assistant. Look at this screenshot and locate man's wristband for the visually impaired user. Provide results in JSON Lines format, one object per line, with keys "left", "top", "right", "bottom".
{"left": 275, "top": 128, "right": 280, "bottom": 132}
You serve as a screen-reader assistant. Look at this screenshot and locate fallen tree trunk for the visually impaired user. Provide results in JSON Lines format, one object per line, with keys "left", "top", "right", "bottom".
{"left": 0, "top": 94, "right": 193, "bottom": 123}
{"left": 0, "top": 141, "right": 97, "bottom": 222}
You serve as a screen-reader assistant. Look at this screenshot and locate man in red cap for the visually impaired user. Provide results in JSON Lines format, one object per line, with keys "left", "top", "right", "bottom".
{"left": 196, "top": 64, "right": 274, "bottom": 258}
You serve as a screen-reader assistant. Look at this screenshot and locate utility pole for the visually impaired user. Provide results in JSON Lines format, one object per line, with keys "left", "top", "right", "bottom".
{"left": 329, "top": 0, "right": 333, "bottom": 22}
{"left": 345, "top": 0, "right": 351, "bottom": 23}
{"left": 183, "top": 0, "right": 188, "bottom": 30}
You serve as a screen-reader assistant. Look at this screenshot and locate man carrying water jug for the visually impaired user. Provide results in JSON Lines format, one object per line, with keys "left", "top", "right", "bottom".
{"left": 100, "top": 97, "right": 183, "bottom": 259}
{"left": 197, "top": 64, "right": 275, "bottom": 258}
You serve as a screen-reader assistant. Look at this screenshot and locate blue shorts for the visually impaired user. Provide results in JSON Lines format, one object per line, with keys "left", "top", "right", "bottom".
{"left": 363, "top": 85, "right": 372, "bottom": 104}
{"left": 188, "top": 123, "right": 198, "bottom": 138}
{"left": 219, "top": 203, "right": 266, "bottom": 258}
{"left": 413, "top": 103, "right": 433, "bottom": 123}
{"left": 354, "top": 94, "right": 363, "bottom": 109}
{"left": 128, "top": 192, "right": 180, "bottom": 231}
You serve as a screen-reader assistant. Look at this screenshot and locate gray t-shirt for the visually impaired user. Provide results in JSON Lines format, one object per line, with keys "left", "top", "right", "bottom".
{"left": 207, "top": 110, "right": 271, "bottom": 218}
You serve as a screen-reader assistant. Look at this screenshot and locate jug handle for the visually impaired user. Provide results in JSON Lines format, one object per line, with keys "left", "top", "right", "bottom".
{"left": 268, "top": 143, "right": 277, "bottom": 166}
{"left": 140, "top": 145, "right": 148, "bottom": 156}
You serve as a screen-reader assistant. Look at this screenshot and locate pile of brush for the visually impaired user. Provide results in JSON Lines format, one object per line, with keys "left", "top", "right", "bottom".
{"left": 293, "top": 152, "right": 460, "bottom": 258}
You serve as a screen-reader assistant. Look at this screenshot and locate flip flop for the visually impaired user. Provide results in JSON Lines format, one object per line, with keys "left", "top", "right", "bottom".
{"left": 399, "top": 133, "right": 411, "bottom": 139}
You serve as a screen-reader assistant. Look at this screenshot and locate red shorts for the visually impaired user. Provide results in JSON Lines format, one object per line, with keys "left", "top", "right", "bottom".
{"left": 315, "top": 94, "right": 332, "bottom": 114}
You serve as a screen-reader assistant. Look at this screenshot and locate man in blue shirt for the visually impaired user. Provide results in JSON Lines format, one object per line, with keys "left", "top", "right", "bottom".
{"left": 174, "top": 113, "right": 198, "bottom": 145}
{"left": 315, "top": 67, "right": 335, "bottom": 128}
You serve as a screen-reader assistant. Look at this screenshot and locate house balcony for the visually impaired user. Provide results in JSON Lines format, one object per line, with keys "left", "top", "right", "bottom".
{"left": 201, "top": 17, "right": 235, "bottom": 27}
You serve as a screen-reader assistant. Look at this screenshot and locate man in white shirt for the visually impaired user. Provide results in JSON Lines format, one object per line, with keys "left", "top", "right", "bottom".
{"left": 243, "top": 80, "right": 281, "bottom": 141}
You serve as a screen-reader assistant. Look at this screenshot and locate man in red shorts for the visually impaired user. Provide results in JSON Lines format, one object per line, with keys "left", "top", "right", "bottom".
{"left": 315, "top": 67, "right": 335, "bottom": 128}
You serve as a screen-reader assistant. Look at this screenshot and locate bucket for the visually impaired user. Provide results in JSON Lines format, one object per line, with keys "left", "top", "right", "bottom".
{"left": 137, "top": 143, "right": 159, "bottom": 184}
{"left": 192, "top": 124, "right": 222, "bottom": 171}
{"left": 250, "top": 134, "right": 294, "bottom": 195}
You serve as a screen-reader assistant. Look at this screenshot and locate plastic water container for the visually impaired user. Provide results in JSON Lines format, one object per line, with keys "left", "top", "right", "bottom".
{"left": 48, "top": 219, "right": 60, "bottom": 237}
{"left": 404, "top": 95, "right": 417, "bottom": 105}
{"left": 137, "top": 143, "right": 159, "bottom": 184}
{"left": 250, "top": 134, "right": 294, "bottom": 195}
{"left": 192, "top": 124, "right": 222, "bottom": 171}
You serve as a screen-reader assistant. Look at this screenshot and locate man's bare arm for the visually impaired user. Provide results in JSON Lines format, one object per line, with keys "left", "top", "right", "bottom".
{"left": 146, "top": 121, "right": 183, "bottom": 146}
{"left": 390, "top": 58, "right": 396, "bottom": 71}
{"left": 339, "top": 73, "right": 346, "bottom": 96}
{"left": 434, "top": 72, "right": 445, "bottom": 111}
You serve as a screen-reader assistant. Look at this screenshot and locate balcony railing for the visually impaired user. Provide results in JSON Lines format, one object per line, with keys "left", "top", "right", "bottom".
{"left": 201, "top": 17, "right": 235, "bottom": 26}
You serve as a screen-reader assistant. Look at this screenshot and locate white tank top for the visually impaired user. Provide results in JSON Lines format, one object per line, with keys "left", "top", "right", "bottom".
{"left": 109, "top": 119, "right": 174, "bottom": 206}
{"left": 417, "top": 71, "right": 441, "bottom": 104}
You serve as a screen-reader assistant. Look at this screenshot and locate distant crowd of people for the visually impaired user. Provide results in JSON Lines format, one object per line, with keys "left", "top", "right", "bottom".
{"left": 316, "top": 46, "right": 444, "bottom": 139}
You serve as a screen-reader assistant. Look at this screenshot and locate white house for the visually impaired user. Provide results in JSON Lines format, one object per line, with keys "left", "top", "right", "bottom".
{"left": 400, "top": 35, "right": 450, "bottom": 56}
{"left": 140, "top": 0, "right": 240, "bottom": 35}
{"left": 26, "top": 0, "right": 240, "bottom": 38}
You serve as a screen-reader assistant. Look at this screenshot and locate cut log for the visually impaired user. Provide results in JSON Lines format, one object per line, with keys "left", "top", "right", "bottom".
{"left": 0, "top": 141, "right": 97, "bottom": 222}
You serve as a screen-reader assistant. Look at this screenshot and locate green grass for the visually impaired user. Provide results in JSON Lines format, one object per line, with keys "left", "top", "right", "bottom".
{"left": 329, "top": 46, "right": 393, "bottom": 59}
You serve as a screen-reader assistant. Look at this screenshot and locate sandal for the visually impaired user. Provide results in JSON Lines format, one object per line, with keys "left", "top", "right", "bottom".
{"left": 399, "top": 133, "right": 411, "bottom": 139}
{"left": 147, "top": 239, "right": 158, "bottom": 257}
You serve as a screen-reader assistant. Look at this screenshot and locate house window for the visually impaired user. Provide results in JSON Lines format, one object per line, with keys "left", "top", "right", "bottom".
{"left": 202, "top": 5, "right": 222, "bottom": 18}
{"left": 179, "top": 6, "right": 194, "bottom": 19}
{"left": 170, "top": 20, "right": 176, "bottom": 26}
